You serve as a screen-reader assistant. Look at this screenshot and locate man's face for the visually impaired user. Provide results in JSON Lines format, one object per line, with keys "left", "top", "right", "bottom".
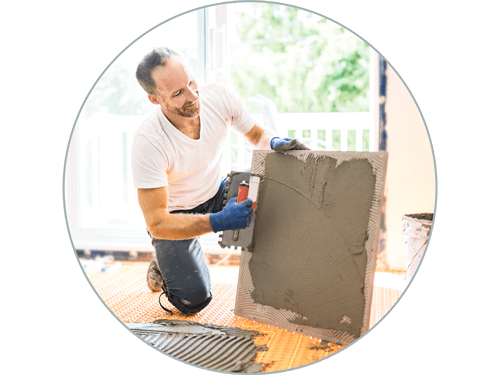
{"left": 148, "top": 56, "right": 200, "bottom": 119}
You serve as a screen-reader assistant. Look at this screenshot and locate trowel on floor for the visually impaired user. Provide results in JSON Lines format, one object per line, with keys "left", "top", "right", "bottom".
{"left": 218, "top": 171, "right": 261, "bottom": 250}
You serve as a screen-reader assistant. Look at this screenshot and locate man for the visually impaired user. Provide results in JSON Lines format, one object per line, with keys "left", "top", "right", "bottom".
{"left": 131, "top": 46, "right": 308, "bottom": 315}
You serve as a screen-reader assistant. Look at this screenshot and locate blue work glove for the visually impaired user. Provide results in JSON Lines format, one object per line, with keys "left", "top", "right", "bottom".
{"left": 210, "top": 197, "right": 254, "bottom": 232}
{"left": 270, "top": 137, "right": 310, "bottom": 153}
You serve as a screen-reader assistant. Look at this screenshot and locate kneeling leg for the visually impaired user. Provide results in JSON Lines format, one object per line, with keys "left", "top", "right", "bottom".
{"left": 152, "top": 237, "right": 212, "bottom": 314}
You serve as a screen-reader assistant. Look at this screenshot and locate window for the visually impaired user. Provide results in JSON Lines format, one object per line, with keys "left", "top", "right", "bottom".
{"left": 65, "top": 4, "right": 379, "bottom": 251}
{"left": 224, "top": 3, "right": 378, "bottom": 170}
{"left": 66, "top": 10, "right": 207, "bottom": 250}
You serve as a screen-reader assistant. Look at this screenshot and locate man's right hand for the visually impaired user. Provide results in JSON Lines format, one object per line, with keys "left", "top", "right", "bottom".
{"left": 209, "top": 198, "right": 253, "bottom": 232}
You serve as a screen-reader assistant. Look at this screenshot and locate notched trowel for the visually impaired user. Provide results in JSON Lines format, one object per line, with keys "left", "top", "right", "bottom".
{"left": 218, "top": 171, "right": 261, "bottom": 250}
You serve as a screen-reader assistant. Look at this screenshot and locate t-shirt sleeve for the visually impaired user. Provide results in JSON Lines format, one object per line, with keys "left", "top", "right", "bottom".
{"left": 131, "top": 135, "right": 169, "bottom": 189}
{"left": 222, "top": 85, "right": 256, "bottom": 135}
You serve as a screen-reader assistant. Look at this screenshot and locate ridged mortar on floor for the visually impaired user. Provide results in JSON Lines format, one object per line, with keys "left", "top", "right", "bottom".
{"left": 126, "top": 319, "right": 264, "bottom": 372}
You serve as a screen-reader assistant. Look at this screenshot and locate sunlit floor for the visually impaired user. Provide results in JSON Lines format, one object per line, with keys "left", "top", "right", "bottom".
{"left": 84, "top": 260, "right": 405, "bottom": 372}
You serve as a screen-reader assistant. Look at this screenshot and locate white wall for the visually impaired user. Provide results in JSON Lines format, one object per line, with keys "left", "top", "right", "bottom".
{"left": 383, "top": 65, "right": 436, "bottom": 270}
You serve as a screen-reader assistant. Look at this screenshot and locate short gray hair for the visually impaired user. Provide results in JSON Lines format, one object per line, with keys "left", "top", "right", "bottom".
{"left": 136, "top": 47, "right": 181, "bottom": 95}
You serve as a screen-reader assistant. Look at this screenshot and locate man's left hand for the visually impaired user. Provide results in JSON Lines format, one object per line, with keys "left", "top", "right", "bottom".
{"left": 270, "top": 137, "right": 310, "bottom": 153}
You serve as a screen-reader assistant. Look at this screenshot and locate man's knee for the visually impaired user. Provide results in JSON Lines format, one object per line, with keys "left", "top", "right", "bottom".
{"left": 168, "top": 288, "right": 212, "bottom": 314}
{"left": 181, "top": 284, "right": 211, "bottom": 306}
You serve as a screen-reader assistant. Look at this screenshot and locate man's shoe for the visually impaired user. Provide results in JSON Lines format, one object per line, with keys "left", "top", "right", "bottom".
{"left": 146, "top": 256, "right": 163, "bottom": 292}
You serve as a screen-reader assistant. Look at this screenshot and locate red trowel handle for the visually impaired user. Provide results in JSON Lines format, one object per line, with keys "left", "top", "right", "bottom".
{"left": 237, "top": 177, "right": 260, "bottom": 208}
{"left": 236, "top": 181, "right": 249, "bottom": 203}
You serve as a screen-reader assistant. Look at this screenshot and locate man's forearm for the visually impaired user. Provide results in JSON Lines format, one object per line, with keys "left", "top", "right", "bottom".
{"left": 147, "top": 211, "right": 213, "bottom": 240}
{"left": 245, "top": 125, "right": 278, "bottom": 150}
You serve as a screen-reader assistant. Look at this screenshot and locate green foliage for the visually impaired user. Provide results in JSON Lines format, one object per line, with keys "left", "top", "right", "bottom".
{"left": 230, "top": 3, "right": 370, "bottom": 113}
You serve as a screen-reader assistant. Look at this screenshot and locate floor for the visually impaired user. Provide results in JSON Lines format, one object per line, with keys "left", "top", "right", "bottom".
{"left": 84, "top": 259, "right": 405, "bottom": 372}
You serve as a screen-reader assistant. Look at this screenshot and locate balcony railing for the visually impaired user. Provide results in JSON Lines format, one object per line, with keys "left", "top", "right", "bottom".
{"left": 229, "top": 112, "right": 373, "bottom": 171}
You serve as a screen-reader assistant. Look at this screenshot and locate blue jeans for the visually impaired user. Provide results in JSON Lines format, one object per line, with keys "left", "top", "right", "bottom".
{"left": 149, "top": 177, "right": 228, "bottom": 314}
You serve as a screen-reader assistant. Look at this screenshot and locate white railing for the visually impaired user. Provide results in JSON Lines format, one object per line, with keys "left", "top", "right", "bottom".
{"left": 69, "top": 114, "right": 153, "bottom": 252}
{"left": 229, "top": 111, "right": 373, "bottom": 171}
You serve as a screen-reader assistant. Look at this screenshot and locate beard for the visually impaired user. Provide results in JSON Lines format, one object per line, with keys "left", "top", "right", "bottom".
{"left": 166, "top": 96, "right": 201, "bottom": 118}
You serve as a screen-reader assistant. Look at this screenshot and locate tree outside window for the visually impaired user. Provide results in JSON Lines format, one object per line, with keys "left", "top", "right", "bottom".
{"left": 229, "top": 3, "right": 370, "bottom": 114}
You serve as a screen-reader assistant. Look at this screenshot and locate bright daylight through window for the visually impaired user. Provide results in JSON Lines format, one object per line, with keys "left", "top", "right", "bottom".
{"left": 66, "top": 3, "right": 377, "bottom": 251}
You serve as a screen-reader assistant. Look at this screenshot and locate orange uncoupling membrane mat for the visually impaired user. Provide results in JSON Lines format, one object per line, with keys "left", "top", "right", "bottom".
{"left": 85, "top": 261, "right": 403, "bottom": 372}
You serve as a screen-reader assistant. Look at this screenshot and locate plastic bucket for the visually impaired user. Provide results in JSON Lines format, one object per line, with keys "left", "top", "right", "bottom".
{"left": 402, "top": 213, "right": 433, "bottom": 282}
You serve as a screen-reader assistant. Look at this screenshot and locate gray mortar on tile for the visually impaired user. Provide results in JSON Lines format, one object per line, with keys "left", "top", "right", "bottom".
{"left": 247, "top": 152, "right": 376, "bottom": 337}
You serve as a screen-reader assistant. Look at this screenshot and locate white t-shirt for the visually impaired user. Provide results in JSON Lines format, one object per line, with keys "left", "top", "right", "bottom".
{"left": 131, "top": 83, "right": 255, "bottom": 212}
